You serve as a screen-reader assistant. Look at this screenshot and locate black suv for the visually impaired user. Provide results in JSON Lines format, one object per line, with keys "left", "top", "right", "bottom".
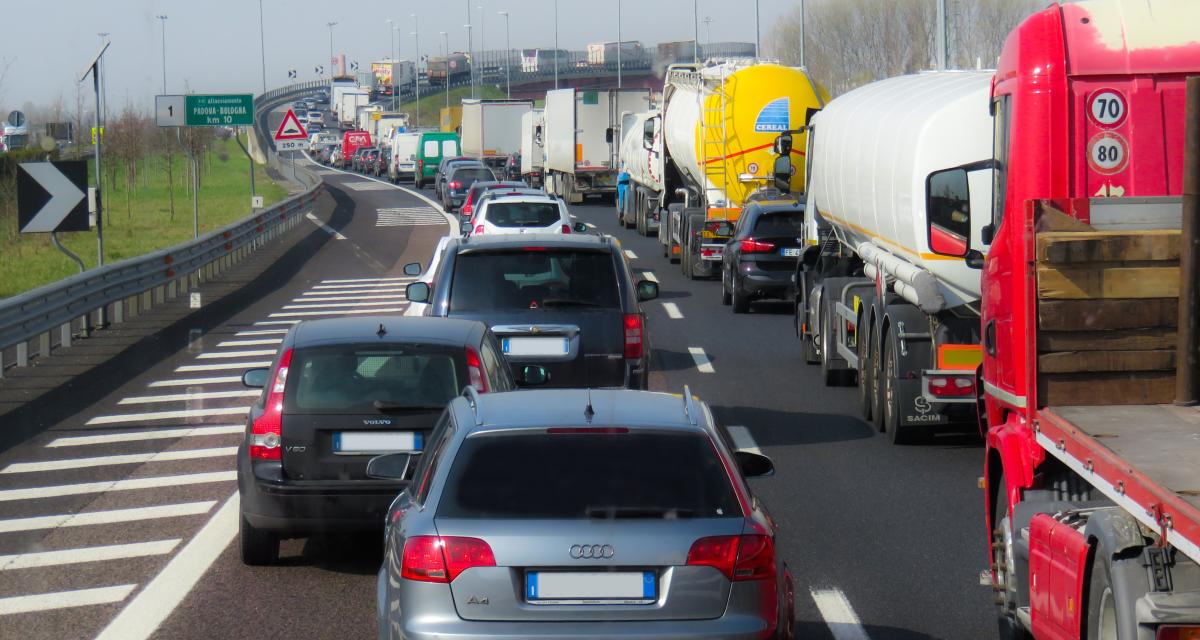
{"left": 721, "top": 199, "right": 806, "bottom": 313}
{"left": 405, "top": 234, "right": 658, "bottom": 389}
{"left": 236, "top": 316, "right": 516, "bottom": 565}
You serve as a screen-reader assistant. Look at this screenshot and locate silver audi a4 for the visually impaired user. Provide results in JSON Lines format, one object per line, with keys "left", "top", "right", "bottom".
{"left": 371, "top": 387, "right": 793, "bottom": 640}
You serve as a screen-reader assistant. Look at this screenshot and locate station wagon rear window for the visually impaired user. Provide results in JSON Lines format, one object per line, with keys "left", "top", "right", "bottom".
{"left": 448, "top": 250, "right": 619, "bottom": 311}
{"left": 753, "top": 210, "right": 805, "bottom": 236}
{"left": 285, "top": 345, "right": 463, "bottom": 413}
{"left": 436, "top": 432, "right": 742, "bottom": 519}
{"left": 484, "top": 202, "right": 561, "bottom": 228}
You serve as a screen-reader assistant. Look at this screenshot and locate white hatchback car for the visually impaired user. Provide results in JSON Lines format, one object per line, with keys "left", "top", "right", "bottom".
{"left": 469, "top": 195, "right": 586, "bottom": 236}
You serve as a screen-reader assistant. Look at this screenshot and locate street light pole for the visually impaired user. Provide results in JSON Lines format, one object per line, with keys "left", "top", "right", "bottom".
{"left": 703, "top": 17, "right": 712, "bottom": 48}
{"left": 478, "top": 4, "right": 485, "bottom": 92}
{"left": 441, "top": 32, "right": 450, "bottom": 110}
{"left": 156, "top": 15, "right": 167, "bottom": 94}
{"left": 465, "top": 1, "right": 474, "bottom": 99}
{"left": 412, "top": 13, "right": 421, "bottom": 128}
{"left": 327, "top": 22, "right": 337, "bottom": 77}
{"left": 499, "top": 11, "right": 511, "bottom": 98}
{"left": 693, "top": 0, "right": 699, "bottom": 62}
{"left": 616, "top": 0, "right": 622, "bottom": 89}
{"left": 387, "top": 19, "right": 396, "bottom": 109}
{"left": 755, "top": 0, "right": 761, "bottom": 60}
{"left": 554, "top": 0, "right": 559, "bottom": 89}
{"left": 258, "top": 0, "right": 267, "bottom": 93}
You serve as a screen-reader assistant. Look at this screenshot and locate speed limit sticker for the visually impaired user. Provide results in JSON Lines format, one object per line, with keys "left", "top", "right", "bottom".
{"left": 1088, "top": 90, "right": 1127, "bottom": 127}
{"left": 1087, "top": 131, "right": 1129, "bottom": 175}
{"left": 747, "top": 162, "right": 759, "bottom": 174}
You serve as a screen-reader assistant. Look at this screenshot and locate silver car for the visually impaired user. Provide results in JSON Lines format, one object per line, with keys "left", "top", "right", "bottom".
{"left": 370, "top": 387, "right": 794, "bottom": 639}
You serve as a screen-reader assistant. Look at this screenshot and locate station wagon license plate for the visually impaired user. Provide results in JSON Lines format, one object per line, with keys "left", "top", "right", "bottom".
{"left": 502, "top": 337, "right": 569, "bottom": 356}
{"left": 333, "top": 431, "right": 422, "bottom": 455}
{"left": 525, "top": 571, "right": 656, "bottom": 604}
{"left": 781, "top": 247, "right": 802, "bottom": 257}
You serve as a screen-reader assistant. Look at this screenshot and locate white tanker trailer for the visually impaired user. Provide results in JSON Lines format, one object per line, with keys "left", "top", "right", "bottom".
{"left": 794, "top": 71, "right": 994, "bottom": 444}
{"left": 618, "top": 60, "right": 826, "bottom": 279}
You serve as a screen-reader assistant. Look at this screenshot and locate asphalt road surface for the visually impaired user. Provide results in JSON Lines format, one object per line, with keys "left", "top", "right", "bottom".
{"left": 0, "top": 151, "right": 995, "bottom": 639}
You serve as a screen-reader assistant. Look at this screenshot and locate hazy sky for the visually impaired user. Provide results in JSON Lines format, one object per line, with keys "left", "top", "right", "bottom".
{"left": 1, "top": 0, "right": 797, "bottom": 112}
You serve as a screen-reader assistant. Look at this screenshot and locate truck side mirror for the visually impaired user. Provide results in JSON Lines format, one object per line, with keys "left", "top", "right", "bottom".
{"left": 773, "top": 132, "right": 793, "bottom": 156}
{"left": 605, "top": 127, "right": 614, "bottom": 144}
{"left": 772, "top": 156, "right": 793, "bottom": 193}
{"left": 643, "top": 119, "right": 655, "bottom": 150}
{"left": 926, "top": 167, "right": 972, "bottom": 258}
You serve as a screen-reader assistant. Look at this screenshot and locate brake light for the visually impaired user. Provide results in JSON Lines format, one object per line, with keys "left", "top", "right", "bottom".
{"left": 463, "top": 203, "right": 473, "bottom": 216}
{"left": 465, "top": 346, "right": 489, "bottom": 392}
{"left": 401, "top": 536, "right": 496, "bottom": 583}
{"left": 418, "top": 159, "right": 423, "bottom": 170}
{"left": 739, "top": 238, "right": 776, "bottom": 253}
{"left": 449, "top": 181, "right": 462, "bottom": 190}
{"left": 250, "top": 348, "right": 293, "bottom": 460}
{"left": 561, "top": 224, "right": 571, "bottom": 234}
{"left": 474, "top": 224, "right": 484, "bottom": 235}
{"left": 623, "top": 314, "right": 643, "bottom": 359}
{"left": 687, "top": 534, "right": 775, "bottom": 581}
{"left": 546, "top": 427, "right": 630, "bottom": 434}
{"left": 1158, "top": 627, "right": 1200, "bottom": 640}
{"left": 927, "top": 374, "right": 976, "bottom": 398}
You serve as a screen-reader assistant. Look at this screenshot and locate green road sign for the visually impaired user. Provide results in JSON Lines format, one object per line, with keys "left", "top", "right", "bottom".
{"left": 184, "top": 94, "right": 254, "bottom": 126}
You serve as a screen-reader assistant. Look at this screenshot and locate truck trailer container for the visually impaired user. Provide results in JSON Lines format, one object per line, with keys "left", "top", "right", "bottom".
{"left": 338, "top": 91, "right": 369, "bottom": 128}
{"left": 973, "top": 1, "right": 1200, "bottom": 638}
{"left": 329, "top": 77, "right": 357, "bottom": 123}
{"left": 520, "top": 108, "right": 546, "bottom": 187}
{"left": 793, "top": 71, "right": 994, "bottom": 443}
{"left": 460, "top": 99, "right": 533, "bottom": 169}
{"left": 543, "top": 87, "right": 651, "bottom": 203}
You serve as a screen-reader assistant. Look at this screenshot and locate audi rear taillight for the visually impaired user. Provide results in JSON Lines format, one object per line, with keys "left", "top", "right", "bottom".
{"left": 927, "top": 374, "right": 975, "bottom": 398}
{"left": 401, "top": 536, "right": 496, "bottom": 583}
{"left": 739, "top": 238, "right": 776, "bottom": 253}
{"left": 623, "top": 314, "right": 643, "bottom": 359}
{"left": 687, "top": 534, "right": 776, "bottom": 581}
{"left": 250, "top": 348, "right": 293, "bottom": 460}
{"left": 465, "top": 346, "right": 489, "bottom": 392}
{"left": 561, "top": 224, "right": 571, "bottom": 234}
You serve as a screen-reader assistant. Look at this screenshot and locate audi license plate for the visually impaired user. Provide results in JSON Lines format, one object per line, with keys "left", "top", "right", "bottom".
{"left": 525, "top": 571, "right": 656, "bottom": 605}
{"left": 502, "top": 337, "right": 569, "bottom": 356}
{"left": 781, "top": 247, "right": 802, "bottom": 257}
{"left": 333, "top": 431, "right": 421, "bottom": 455}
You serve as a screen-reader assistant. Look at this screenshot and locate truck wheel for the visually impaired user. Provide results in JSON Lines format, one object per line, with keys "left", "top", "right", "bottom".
{"left": 636, "top": 198, "right": 648, "bottom": 236}
{"left": 857, "top": 316, "right": 873, "bottom": 421}
{"left": 992, "top": 482, "right": 1031, "bottom": 640}
{"left": 731, "top": 274, "right": 750, "bottom": 314}
{"left": 721, "top": 268, "right": 732, "bottom": 306}
{"left": 240, "top": 513, "right": 279, "bottom": 566}
{"left": 882, "top": 329, "right": 916, "bottom": 444}
{"left": 1085, "top": 539, "right": 1149, "bottom": 640}
{"left": 818, "top": 300, "right": 842, "bottom": 386}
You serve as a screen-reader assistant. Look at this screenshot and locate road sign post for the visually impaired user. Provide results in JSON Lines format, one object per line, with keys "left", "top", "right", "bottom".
{"left": 184, "top": 94, "right": 254, "bottom": 127}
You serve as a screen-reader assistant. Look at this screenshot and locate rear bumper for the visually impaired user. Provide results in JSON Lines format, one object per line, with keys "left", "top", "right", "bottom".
{"left": 238, "top": 451, "right": 404, "bottom": 534}
{"left": 736, "top": 264, "right": 794, "bottom": 299}
{"left": 393, "top": 617, "right": 774, "bottom": 640}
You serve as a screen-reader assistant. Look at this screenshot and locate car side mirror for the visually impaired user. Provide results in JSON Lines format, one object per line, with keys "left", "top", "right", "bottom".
{"left": 573, "top": 222, "right": 588, "bottom": 233}
{"left": 772, "top": 156, "right": 793, "bottom": 193}
{"left": 636, "top": 280, "right": 659, "bottom": 302}
{"left": 242, "top": 367, "right": 270, "bottom": 389}
{"left": 403, "top": 262, "right": 422, "bottom": 276}
{"left": 366, "top": 452, "right": 416, "bottom": 480}
{"left": 518, "top": 365, "right": 549, "bottom": 386}
{"left": 406, "top": 281, "right": 430, "bottom": 303}
{"left": 735, "top": 450, "right": 775, "bottom": 477}
{"left": 925, "top": 167, "right": 971, "bottom": 258}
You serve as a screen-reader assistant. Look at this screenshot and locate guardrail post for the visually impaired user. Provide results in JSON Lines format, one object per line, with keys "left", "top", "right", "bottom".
{"left": 142, "top": 290, "right": 152, "bottom": 312}
{"left": 16, "top": 342, "right": 28, "bottom": 367}
{"left": 40, "top": 332, "right": 51, "bottom": 360}
{"left": 167, "top": 279, "right": 177, "bottom": 300}
{"left": 113, "top": 299, "right": 124, "bottom": 324}
{"left": 60, "top": 322, "right": 72, "bottom": 349}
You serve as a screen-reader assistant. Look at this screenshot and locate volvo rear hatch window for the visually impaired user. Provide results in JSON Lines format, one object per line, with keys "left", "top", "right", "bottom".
{"left": 448, "top": 250, "right": 620, "bottom": 311}
{"left": 285, "top": 345, "right": 462, "bottom": 413}
{"left": 436, "top": 432, "right": 742, "bottom": 519}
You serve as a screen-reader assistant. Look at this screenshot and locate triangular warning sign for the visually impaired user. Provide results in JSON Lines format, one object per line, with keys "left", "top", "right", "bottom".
{"left": 274, "top": 109, "right": 308, "bottom": 141}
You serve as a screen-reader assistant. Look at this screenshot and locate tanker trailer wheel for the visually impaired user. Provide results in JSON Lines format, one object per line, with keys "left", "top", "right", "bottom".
{"left": 857, "top": 314, "right": 873, "bottom": 421}
{"left": 682, "top": 212, "right": 705, "bottom": 280}
{"left": 636, "top": 195, "right": 649, "bottom": 236}
{"left": 882, "top": 328, "right": 916, "bottom": 444}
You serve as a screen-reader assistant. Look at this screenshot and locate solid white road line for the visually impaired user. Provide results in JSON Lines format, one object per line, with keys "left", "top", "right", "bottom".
{"left": 252, "top": 320, "right": 300, "bottom": 326}
{"left": 267, "top": 307, "right": 407, "bottom": 318}
{"left": 118, "top": 390, "right": 260, "bottom": 405}
{"left": 0, "top": 584, "right": 137, "bottom": 616}
{"left": 642, "top": 271, "right": 658, "bottom": 283}
{"left": 663, "top": 302, "right": 684, "bottom": 319}
{"left": 95, "top": 492, "right": 240, "bottom": 640}
{"left": 85, "top": 406, "right": 250, "bottom": 425}
{"left": 233, "top": 328, "right": 290, "bottom": 336}
{"left": 308, "top": 153, "right": 456, "bottom": 227}
{"left": 688, "top": 347, "right": 715, "bottom": 373}
{"left": 305, "top": 212, "right": 347, "bottom": 240}
{"left": 811, "top": 588, "right": 871, "bottom": 640}
{"left": 320, "top": 276, "right": 414, "bottom": 284}
{"left": 726, "top": 426, "right": 764, "bottom": 456}
{"left": 0, "top": 501, "right": 217, "bottom": 533}
{"left": 47, "top": 425, "right": 243, "bottom": 447}
{"left": 175, "top": 361, "right": 271, "bottom": 373}
{"left": 281, "top": 300, "right": 405, "bottom": 310}
{"left": 216, "top": 338, "right": 283, "bottom": 347}
{"left": 0, "top": 539, "right": 180, "bottom": 571}
{"left": 293, "top": 294, "right": 407, "bottom": 303}
{"left": 624, "top": 249, "right": 638, "bottom": 259}
{"left": 148, "top": 376, "right": 243, "bottom": 388}
{"left": 196, "top": 349, "right": 277, "bottom": 360}
{"left": 1, "top": 447, "right": 238, "bottom": 474}
{"left": 0, "top": 471, "right": 237, "bottom": 502}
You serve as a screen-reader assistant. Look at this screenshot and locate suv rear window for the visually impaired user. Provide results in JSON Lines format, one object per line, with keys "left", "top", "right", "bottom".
{"left": 448, "top": 250, "right": 619, "bottom": 311}
{"left": 451, "top": 168, "right": 495, "bottom": 183}
{"left": 285, "top": 345, "right": 463, "bottom": 413}
{"left": 436, "top": 432, "right": 742, "bottom": 519}
{"left": 484, "top": 202, "right": 560, "bottom": 228}
{"left": 753, "top": 210, "right": 805, "bottom": 236}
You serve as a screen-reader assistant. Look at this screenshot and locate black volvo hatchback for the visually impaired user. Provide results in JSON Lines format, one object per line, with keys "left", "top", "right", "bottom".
{"left": 236, "top": 316, "right": 515, "bottom": 565}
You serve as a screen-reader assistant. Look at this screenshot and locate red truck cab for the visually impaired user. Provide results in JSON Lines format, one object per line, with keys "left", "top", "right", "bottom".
{"left": 981, "top": 1, "right": 1200, "bottom": 638}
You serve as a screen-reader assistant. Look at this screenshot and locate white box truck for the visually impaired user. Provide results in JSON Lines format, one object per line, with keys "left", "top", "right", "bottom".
{"left": 339, "top": 91, "right": 370, "bottom": 128}
{"left": 543, "top": 88, "right": 651, "bottom": 203}
{"left": 460, "top": 99, "right": 533, "bottom": 174}
{"left": 370, "top": 112, "right": 409, "bottom": 142}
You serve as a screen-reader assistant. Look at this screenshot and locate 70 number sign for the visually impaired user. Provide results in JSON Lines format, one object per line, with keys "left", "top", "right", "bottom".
{"left": 1088, "top": 90, "right": 1127, "bottom": 127}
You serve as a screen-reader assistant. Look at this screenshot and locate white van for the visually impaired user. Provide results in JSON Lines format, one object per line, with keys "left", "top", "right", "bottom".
{"left": 388, "top": 132, "right": 422, "bottom": 185}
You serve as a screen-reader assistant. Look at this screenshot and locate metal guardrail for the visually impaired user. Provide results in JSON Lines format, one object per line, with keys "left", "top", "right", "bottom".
{"left": 0, "top": 84, "right": 327, "bottom": 376}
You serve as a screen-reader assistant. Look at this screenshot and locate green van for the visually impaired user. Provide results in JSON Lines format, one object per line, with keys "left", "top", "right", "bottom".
{"left": 415, "top": 132, "right": 461, "bottom": 189}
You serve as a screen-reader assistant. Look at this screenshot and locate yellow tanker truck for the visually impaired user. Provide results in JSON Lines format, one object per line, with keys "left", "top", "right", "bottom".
{"left": 618, "top": 61, "right": 826, "bottom": 278}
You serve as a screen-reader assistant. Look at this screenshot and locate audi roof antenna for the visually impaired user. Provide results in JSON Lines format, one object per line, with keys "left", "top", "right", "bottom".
{"left": 584, "top": 388, "right": 595, "bottom": 423}
{"left": 376, "top": 323, "right": 387, "bottom": 338}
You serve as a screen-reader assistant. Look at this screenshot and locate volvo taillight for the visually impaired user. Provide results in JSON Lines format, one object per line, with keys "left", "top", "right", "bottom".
{"left": 465, "top": 346, "right": 489, "bottom": 392}
{"left": 687, "top": 534, "right": 776, "bottom": 581}
{"left": 623, "top": 314, "right": 643, "bottom": 359}
{"left": 250, "top": 348, "right": 293, "bottom": 460}
{"left": 739, "top": 238, "right": 776, "bottom": 253}
{"left": 401, "top": 536, "right": 496, "bottom": 583}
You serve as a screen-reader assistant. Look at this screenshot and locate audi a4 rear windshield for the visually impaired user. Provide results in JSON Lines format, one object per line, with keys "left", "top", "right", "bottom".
{"left": 284, "top": 345, "right": 462, "bottom": 413}
{"left": 436, "top": 432, "right": 742, "bottom": 519}
{"left": 486, "top": 202, "right": 561, "bottom": 227}
{"left": 448, "top": 250, "right": 620, "bottom": 311}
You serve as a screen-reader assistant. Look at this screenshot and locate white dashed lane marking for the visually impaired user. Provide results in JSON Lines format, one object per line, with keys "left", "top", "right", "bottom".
{"left": 233, "top": 329, "right": 290, "bottom": 336}
{"left": 624, "top": 249, "right": 637, "bottom": 259}
{"left": 811, "top": 588, "right": 871, "bottom": 640}
{"left": 319, "top": 276, "right": 415, "bottom": 284}
{"left": 267, "top": 307, "right": 407, "bottom": 318}
{"left": 642, "top": 271, "right": 658, "bottom": 283}
{"left": 688, "top": 347, "right": 715, "bottom": 373}
{"left": 215, "top": 338, "right": 282, "bottom": 347}
{"left": 280, "top": 300, "right": 407, "bottom": 310}
{"left": 0, "top": 447, "right": 238, "bottom": 474}
{"left": 662, "top": 302, "right": 684, "bottom": 319}
{"left": 300, "top": 288, "right": 407, "bottom": 296}
{"left": 47, "top": 425, "right": 244, "bottom": 447}
{"left": 148, "top": 376, "right": 242, "bottom": 388}
{"left": 175, "top": 361, "right": 272, "bottom": 373}
{"left": 0, "top": 584, "right": 138, "bottom": 615}
{"left": 377, "top": 207, "right": 446, "bottom": 226}
{"left": 117, "top": 390, "right": 260, "bottom": 405}
{"left": 85, "top": 406, "right": 250, "bottom": 425}
{"left": 0, "top": 540, "right": 181, "bottom": 571}
{"left": 0, "top": 501, "right": 216, "bottom": 534}
{"left": 196, "top": 349, "right": 278, "bottom": 360}
{"left": 726, "top": 426, "right": 764, "bottom": 456}
{"left": 0, "top": 471, "right": 237, "bottom": 502}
